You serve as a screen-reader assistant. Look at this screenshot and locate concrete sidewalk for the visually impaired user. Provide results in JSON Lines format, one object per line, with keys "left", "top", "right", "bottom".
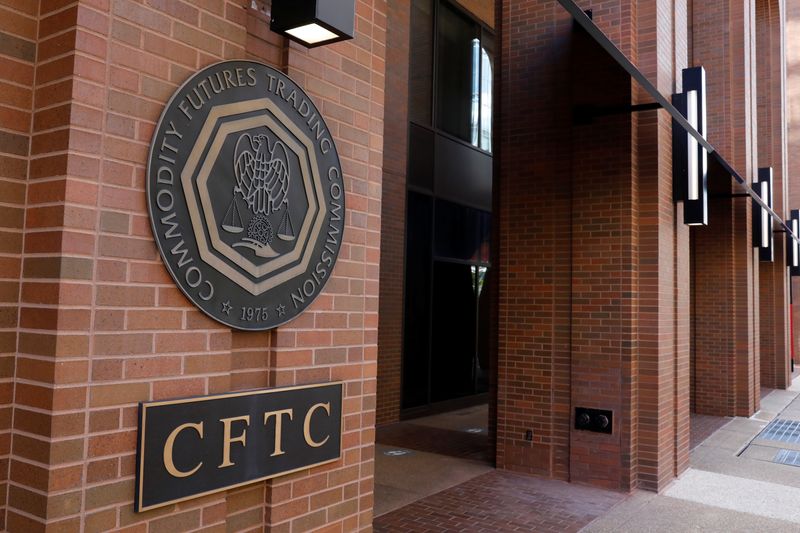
{"left": 584, "top": 380, "right": 800, "bottom": 532}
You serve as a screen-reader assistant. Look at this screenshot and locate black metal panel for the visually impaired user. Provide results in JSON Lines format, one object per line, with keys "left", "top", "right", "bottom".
{"left": 789, "top": 210, "right": 800, "bottom": 275}
{"left": 270, "top": 0, "right": 354, "bottom": 46}
{"left": 434, "top": 133, "right": 492, "bottom": 211}
{"left": 135, "top": 383, "right": 342, "bottom": 512}
{"left": 408, "top": 123, "right": 435, "bottom": 191}
{"left": 672, "top": 70, "right": 708, "bottom": 225}
{"left": 683, "top": 67, "right": 708, "bottom": 226}
{"left": 672, "top": 92, "right": 689, "bottom": 203}
{"left": 574, "top": 407, "right": 613, "bottom": 434}
{"left": 270, "top": 0, "right": 316, "bottom": 26}
{"left": 434, "top": 199, "right": 489, "bottom": 262}
{"left": 753, "top": 168, "right": 774, "bottom": 262}
{"left": 315, "top": 0, "right": 355, "bottom": 39}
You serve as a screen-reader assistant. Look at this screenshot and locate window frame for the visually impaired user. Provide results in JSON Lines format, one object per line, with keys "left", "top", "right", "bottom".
{"left": 419, "top": 0, "right": 495, "bottom": 156}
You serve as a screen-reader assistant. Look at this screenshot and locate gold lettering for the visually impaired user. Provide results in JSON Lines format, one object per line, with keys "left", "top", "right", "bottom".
{"left": 303, "top": 403, "right": 331, "bottom": 448}
{"left": 178, "top": 99, "right": 192, "bottom": 120}
{"left": 218, "top": 415, "right": 250, "bottom": 468}
{"left": 163, "top": 422, "right": 203, "bottom": 478}
{"left": 263, "top": 408, "right": 293, "bottom": 457}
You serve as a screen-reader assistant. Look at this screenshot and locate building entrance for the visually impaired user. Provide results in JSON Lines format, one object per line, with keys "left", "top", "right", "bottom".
{"left": 374, "top": 0, "right": 497, "bottom": 519}
{"left": 400, "top": 0, "right": 494, "bottom": 416}
{"left": 402, "top": 193, "right": 491, "bottom": 414}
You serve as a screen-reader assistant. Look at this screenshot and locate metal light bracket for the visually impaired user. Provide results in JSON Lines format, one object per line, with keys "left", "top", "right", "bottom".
{"left": 753, "top": 168, "right": 774, "bottom": 262}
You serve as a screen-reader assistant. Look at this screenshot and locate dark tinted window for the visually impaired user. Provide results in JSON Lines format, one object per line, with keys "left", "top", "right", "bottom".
{"left": 434, "top": 199, "right": 490, "bottom": 263}
{"left": 435, "top": 3, "right": 479, "bottom": 143}
{"left": 479, "top": 29, "right": 493, "bottom": 151}
{"left": 430, "top": 261, "right": 477, "bottom": 402}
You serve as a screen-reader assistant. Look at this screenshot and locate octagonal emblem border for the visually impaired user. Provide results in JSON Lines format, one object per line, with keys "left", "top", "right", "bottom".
{"left": 146, "top": 60, "right": 346, "bottom": 331}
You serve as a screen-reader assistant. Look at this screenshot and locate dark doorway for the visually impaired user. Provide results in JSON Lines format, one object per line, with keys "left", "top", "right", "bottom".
{"left": 402, "top": 196, "right": 491, "bottom": 414}
{"left": 430, "top": 261, "right": 489, "bottom": 403}
{"left": 375, "top": 0, "right": 496, "bottom": 521}
{"left": 401, "top": 0, "right": 493, "bottom": 417}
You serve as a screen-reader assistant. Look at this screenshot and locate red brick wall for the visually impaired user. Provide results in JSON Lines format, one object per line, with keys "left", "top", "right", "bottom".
{"left": 273, "top": 0, "right": 385, "bottom": 528}
{"left": 756, "top": 0, "right": 791, "bottom": 391}
{"left": 635, "top": 0, "right": 692, "bottom": 490}
{"left": 5, "top": 0, "right": 385, "bottom": 531}
{"left": 8, "top": 1, "right": 94, "bottom": 530}
{"left": 494, "top": 0, "right": 689, "bottom": 492}
{"left": 690, "top": 0, "right": 760, "bottom": 418}
{"left": 376, "top": 0, "right": 409, "bottom": 427}
{"left": 569, "top": 34, "right": 636, "bottom": 489}
{"left": 0, "top": 2, "right": 37, "bottom": 528}
{"left": 494, "top": 0, "right": 574, "bottom": 482}
{"left": 671, "top": 0, "right": 693, "bottom": 483}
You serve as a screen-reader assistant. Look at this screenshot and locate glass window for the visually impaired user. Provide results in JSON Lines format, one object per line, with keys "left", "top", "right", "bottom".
{"left": 431, "top": 261, "right": 478, "bottom": 402}
{"left": 401, "top": 1, "right": 494, "bottom": 412}
{"left": 479, "top": 30, "right": 493, "bottom": 151}
{"left": 435, "top": 3, "right": 479, "bottom": 143}
{"left": 432, "top": 199, "right": 491, "bottom": 263}
{"left": 433, "top": 2, "right": 493, "bottom": 152}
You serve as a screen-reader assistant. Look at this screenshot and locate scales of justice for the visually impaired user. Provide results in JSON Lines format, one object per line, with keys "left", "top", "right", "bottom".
{"left": 221, "top": 132, "right": 296, "bottom": 258}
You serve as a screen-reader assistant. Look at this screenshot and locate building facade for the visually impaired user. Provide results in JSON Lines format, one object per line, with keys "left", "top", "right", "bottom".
{"left": 0, "top": 0, "right": 797, "bottom": 531}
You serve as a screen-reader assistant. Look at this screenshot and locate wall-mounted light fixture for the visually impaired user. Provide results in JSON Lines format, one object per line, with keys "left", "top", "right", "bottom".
{"left": 753, "top": 167, "right": 774, "bottom": 262}
{"left": 672, "top": 66, "right": 708, "bottom": 226}
{"left": 788, "top": 209, "right": 800, "bottom": 276}
{"left": 270, "top": 0, "right": 355, "bottom": 48}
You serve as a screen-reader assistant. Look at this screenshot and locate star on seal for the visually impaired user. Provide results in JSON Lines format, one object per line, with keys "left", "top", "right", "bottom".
{"left": 276, "top": 304, "right": 286, "bottom": 317}
{"left": 221, "top": 301, "right": 232, "bottom": 315}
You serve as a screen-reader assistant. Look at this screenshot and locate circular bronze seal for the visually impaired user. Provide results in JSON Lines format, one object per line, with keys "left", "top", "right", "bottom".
{"left": 147, "top": 60, "right": 345, "bottom": 330}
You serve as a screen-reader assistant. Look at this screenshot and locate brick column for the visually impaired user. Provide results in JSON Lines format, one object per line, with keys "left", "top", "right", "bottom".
{"left": 495, "top": 0, "right": 573, "bottom": 482}
{"left": 495, "top": 0, "right": 688, "bottom": 492}
{"left": 376, "top": 0, "right": 410, "bottom": 427}
{"left": 691, "top": 0, "right": 760, "bottom": 417}
{"left": 0, "top": 2, "right": 37, "bottom": 529}
{"left": 6, "top": 1, "right": 98, "bottom": 529}
{"left": 634, "top": 0, "right": 692, "bottom": 491}
{"left": 756, "top": 0, "right": 791, "bottom": 390}
{"left": 5, "top": 0, "right": 385, "bottom": 531}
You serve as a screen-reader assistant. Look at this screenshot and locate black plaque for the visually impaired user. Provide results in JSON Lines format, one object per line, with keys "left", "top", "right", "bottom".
{"left": 135, "top": 382, "right": 343, "bottom": 512}
{"left": 147, "top": 60, "right": 346, "bottom": 330}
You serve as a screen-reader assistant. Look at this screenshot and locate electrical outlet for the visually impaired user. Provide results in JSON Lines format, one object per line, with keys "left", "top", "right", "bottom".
{"left": 574, "top": 407, "right": 613, "bottom": 434}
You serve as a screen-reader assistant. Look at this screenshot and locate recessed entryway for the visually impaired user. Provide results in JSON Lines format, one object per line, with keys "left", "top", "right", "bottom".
{"left": 374, "top": 404, "right": 492, "bottom": 517}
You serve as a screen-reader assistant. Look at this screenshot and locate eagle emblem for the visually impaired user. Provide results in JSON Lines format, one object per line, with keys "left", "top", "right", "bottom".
{"left": 221, "top": 132, "right": 296, "bottom": 258}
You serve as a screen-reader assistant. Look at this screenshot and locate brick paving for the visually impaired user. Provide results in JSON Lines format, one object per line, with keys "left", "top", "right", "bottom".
{"left": 377, "top": 422, "right": 490, "bottom": 462}
{"left": 373, "top": 470, "right": 625, "bottom": 532}
{"left": 690, "top": 413, "right": 731, "bottom": 450}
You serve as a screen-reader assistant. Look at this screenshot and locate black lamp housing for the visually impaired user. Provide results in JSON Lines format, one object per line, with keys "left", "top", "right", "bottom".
{"left": 672, "top": 66, "right": 708, "bottom": 226}
{"left": 270, "top": 0, "right": 355, "bottom": 48}
{"left": 753, "top": 167, "right": 774, "bottom": 262}
{"left": 788, "top": 209, "right": 800, "bottom": 276}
